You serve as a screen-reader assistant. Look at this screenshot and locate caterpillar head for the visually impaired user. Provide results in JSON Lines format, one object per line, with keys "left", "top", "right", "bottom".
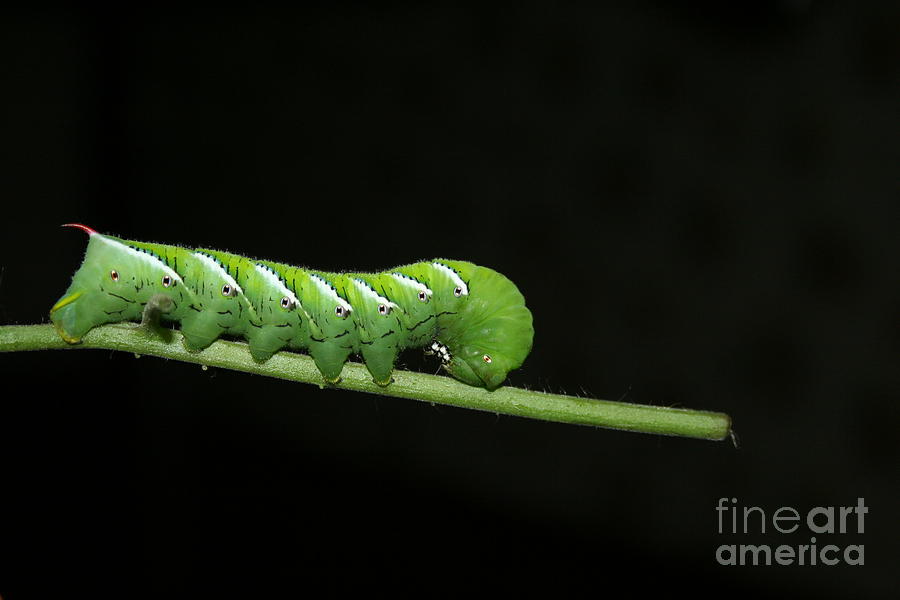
{"left": 435, "top": 261, "right": 533, "bottom": 390}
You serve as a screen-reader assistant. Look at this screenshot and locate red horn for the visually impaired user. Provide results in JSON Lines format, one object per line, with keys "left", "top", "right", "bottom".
{"left": 61, "top": 223, "right": 98, "bottom": 236}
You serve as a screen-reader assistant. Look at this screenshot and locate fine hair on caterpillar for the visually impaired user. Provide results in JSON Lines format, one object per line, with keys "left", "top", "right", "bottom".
{"left": 50, "top": 224, "right": 534, "bottom": 390}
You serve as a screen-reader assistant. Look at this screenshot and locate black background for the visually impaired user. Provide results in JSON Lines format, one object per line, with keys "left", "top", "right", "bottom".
{"left": 1, "top": 3, "right": 897, "bottom": 598}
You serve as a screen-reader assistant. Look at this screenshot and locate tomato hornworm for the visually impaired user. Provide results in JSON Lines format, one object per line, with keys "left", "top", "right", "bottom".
{"left": 50, "top": 225, "right": 534, "bottom": 389}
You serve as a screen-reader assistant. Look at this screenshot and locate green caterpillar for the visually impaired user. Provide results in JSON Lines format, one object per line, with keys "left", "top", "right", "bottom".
{"left": 50, "top": 225, "right": 534, "bottom": 390}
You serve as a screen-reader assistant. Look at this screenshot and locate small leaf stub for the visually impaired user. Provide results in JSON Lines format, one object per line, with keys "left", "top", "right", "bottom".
{"left": 140, "top": 294, "right": 175, "bottom": 341}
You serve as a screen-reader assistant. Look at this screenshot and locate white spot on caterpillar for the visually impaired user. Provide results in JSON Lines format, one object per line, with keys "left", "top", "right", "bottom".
{"left": 95, "top": 235, "right": 184, "bottom": 286}
{"left": 428, "top": 341, "right": 452, "bottom": 365}
{"left": 193, "top": 252, "right": 243, "bottom": 295}
{"left": 254, "top": 263, "right": 298, "bottom": 307}
{"left": 431, "top": 262, "right": 468, "bottom": 296}
{"left": 390, "top": 272, "right": 433, "bottom": 299}
{"left": 352, "top": 278, "right": 398, "bottom": 311}
{"left": 309, "top": 273, "right": 352, "bottom": 314}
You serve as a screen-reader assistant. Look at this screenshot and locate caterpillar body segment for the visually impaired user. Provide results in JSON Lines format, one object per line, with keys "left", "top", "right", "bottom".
{"left": 50, "top": 227, "right": 534, "bottom": 390}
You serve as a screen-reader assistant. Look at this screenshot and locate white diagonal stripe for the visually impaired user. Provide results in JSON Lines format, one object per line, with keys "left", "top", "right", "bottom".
{"left": 352, "top": 278, "right": 398, "bottom": 309}
{"left": 432, "top": 262, "right": 468, "bottom": 295}
{"left": 193, "top": 252, "right": 243, "bottom": 294}
{"left": 254, "top": 263, "right": 298, "bottom": 306}
{"left": 390, "top": 272, "right": 433, "bottom": 298}
{"left": 96, "top": 235, "right": 184, "bottom": 285}
{"left": 309, "top": 273, "right": 352, "bottom": 313}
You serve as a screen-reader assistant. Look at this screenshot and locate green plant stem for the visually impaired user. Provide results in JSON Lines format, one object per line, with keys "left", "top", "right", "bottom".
{"left": 0, "top": 324, "right": 732, "bottom": 441}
